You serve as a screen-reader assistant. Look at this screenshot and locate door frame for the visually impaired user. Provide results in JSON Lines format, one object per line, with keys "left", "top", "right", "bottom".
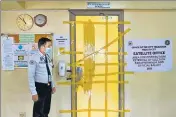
{"left": 69, "top": 9, "right": 125, "bottom": 117}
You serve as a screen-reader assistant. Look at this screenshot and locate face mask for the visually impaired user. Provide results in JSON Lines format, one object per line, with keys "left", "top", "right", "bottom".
{"left": 45, "top": 47, "right": 52, "bottom": 58}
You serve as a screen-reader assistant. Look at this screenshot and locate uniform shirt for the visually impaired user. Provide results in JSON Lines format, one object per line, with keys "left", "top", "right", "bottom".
{"left": 28, "top": 50, "right": 55, "bottom": 95}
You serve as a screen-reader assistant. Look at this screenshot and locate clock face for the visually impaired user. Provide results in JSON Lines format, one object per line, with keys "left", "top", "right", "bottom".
{"left": 34, "top": 14, "right": 47, "bottom": 27}
{"left": 16, "top": 14, "right": 34, "bottom": 31}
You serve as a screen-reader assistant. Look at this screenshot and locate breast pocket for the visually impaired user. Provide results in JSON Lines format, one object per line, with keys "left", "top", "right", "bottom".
{"left": 38, "top": 62, "right": 46, "bottom": 69}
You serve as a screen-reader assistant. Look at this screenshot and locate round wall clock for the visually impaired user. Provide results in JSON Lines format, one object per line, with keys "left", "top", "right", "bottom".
{"left": 16, "top": 14, "right": 34, "bottom": 31}
{"left": 34, "top": 14, "right": 47, "bottom": 27}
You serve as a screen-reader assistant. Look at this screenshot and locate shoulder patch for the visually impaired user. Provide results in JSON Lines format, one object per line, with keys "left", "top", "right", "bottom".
{"left": 29, "top": 60, "right": 35, "bottom": 65}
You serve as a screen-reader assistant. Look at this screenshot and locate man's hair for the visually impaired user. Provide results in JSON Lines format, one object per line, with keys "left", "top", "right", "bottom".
{"left": 38, "top": 37, "right": 51, "bottom": 49}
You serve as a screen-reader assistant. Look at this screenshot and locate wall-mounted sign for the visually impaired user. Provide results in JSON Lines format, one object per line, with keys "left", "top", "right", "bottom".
{"left": 87, "top": 2, "right": 111, "bottom": 8}
{"left": 19, "top": 34, "right": 35, "bottom": 43}
{"left": 1, "top": 36, "right": 14, "bottom": 70}
{"left": 125, "top": 39, "right": 172, "bottom": 72}
{"left": 54, "top": 35, "right": 69, "bottom": 48}
{"left": 53, "top": 34, "right": 70, "bottom": 55}
{"left": 13, "top": 43, "right": 29, "bottom": 68}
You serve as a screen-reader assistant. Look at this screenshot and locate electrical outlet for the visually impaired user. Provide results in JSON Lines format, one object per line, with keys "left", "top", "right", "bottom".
{"left": 19, "top": 112, "right": 26, "bottom": 117}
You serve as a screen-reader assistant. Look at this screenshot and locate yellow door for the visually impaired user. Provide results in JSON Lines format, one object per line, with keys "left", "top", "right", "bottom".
{"left": 76, "top": 16, "right": 119, "bottom": 117}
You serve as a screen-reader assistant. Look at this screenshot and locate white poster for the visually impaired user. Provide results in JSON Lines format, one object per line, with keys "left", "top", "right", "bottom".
{"left": 13, "top": 43, "right": 29, "bottom": 68}
{"left": 28, "top": 43, "right": 38, "bottom": 56}
{"left": 125, "top": 39, "right": 172, "bottom": 72}
{"left": 54, "top": 35, "right": 69, "bottom": 48}
{"left": 1, "top": 36, "right": 14, "bottom": 70}
{"left": 87, "top": 2, "right": 111, "bottom": 8}
{"left": 54, "top": 35, "right": 70, "bottom": 55}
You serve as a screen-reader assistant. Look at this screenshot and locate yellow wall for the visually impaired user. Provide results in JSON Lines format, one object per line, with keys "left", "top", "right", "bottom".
{"left": 1, "top": 10, "right": 71, "bottom": 117}
{"left": 124, "top": 11, "right": 176, "bottom": 117}
{"left": 1, "top": 1, "right": 176, "bottom": 117}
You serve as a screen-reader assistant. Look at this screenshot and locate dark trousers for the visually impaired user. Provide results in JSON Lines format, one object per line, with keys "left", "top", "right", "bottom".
{"left": 33, "top": 82, "right": 52, "bottom": 117}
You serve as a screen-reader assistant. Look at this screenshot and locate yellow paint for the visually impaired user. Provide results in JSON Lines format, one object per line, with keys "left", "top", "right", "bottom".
{"left": 62, "top": 51, "right": 128, "bottom": 55}
{"left": 57, "top": 18, "right": 131, "bottom": 117}
{"left": 70, "top": 23, "right": 77, "bottom": 117}
{"left": 58, "top": 16, "right": 132, "bottom": 117}
{"left": 75, "top": 28, "right": 131, "bottom": 64}
{"left": 83, "top": 20, "right": 95, "bottom": 93}
{"left": 76, "top": 16, "right": 120, "bottom": 117}
{"left": 59, "top": 47, "right": 65, "bottom": 53}
{"left": 57, "top": 81, "right": 129, "bottom": 86}
{"left": 63, "top": 21, "right": 131, "bottom": 24}
{"left": 60, "top": 109, "right": 130, "bottom": 113}
{"left": 2, "top": 2, "right": 176, "bottom": 117}
{"left": 67, "top": 62, "right": 126, "bottom": 67}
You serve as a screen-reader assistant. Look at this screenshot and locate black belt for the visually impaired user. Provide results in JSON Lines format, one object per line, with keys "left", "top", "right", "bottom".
{"left": 35, "top": 82, "right": 51, "bottom": 86}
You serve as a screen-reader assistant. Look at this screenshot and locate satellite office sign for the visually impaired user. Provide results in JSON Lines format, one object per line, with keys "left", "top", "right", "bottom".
{"left": 125, "top": 39, "right": 172, "bottom": 72}
{"left": 87, "top": 2, "right": 110, "bottom": 9}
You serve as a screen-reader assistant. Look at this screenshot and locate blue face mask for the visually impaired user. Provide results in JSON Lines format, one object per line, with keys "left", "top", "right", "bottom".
{"left": 45, "top": 47, "right": 52, "bottom": 58}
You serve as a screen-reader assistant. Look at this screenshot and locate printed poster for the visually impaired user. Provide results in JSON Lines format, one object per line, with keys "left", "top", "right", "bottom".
{"left": 53, "top": 35, "right": 69, "bottom": 47}
{"left": 13, "top": 43, "right": 29, "bottom": 68}
{"left": 19, "top": 34, "right": 35, "bottom": 43}
{"left": 125, "top": 39, "right": 172, "bottom": 72}
{"left": 28, "top": 43, "right": 38, "bottom": 56}
{"left": 53, "top": 34, "right": 70, "bottom": 55}
{"left": 1, "top": 36, "right": 14, "bottom": 70}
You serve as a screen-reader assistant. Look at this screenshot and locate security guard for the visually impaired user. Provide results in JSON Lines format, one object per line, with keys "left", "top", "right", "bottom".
{"left": 28, "top": 37, "right": 56, "bottom": 117}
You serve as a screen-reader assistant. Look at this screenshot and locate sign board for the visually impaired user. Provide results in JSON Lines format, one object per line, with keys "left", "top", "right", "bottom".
{"left": 87, "top": 2, "right": 110, "bottom": 8}
{"left": 1, "top": 33, "right": 52, "bottom": 69}
{"left": 13, "top": 43, "right": 29, "bottom": 68}
{"left": 125, "top": 39, "right": 172, "bottom": 72}
{"left": 54, "top": 35, "right": 68, "bottom": 47}
{"left": 19, "top": 34, "right": 35, "bottom": 43}
{"left": 53, "top": 34, "right": 70, "bottom": 55}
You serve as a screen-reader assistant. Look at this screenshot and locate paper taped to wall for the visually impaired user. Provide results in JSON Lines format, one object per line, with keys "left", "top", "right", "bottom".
{"left": 13, "top": 43, "right": 29, "bottom": 68}
{"left": 125, "top": 39, "right": 172, "bottom": 72}
{"left": 53, "top": 34, "right": 69, "bottom": 48}
{"left": 1, "top": 36, "right": 14, "bottom": 70}
{"left": 28, "top": 43, "right": 38, "bottom": 56}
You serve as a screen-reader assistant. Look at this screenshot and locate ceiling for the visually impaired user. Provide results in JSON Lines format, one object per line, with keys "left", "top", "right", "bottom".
{"left": 1, "top": 1, "right": 176, "bottom": 11}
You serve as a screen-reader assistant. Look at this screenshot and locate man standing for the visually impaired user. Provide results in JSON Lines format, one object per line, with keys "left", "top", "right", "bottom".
{"left": 28, "top": 37, "right": 56, "bottom": 117}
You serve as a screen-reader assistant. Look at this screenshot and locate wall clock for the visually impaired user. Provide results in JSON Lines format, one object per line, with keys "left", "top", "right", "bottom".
{"left": 34, "top": 14, "right": 47, "bottom": 27}
{"left": 16, "top": 14, "right": 34, "bottom": 31}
